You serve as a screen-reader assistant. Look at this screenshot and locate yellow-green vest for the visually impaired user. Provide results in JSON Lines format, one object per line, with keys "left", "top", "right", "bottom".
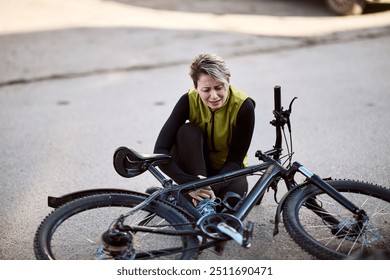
{"left": 188, "top": 85, "right": 252, "bottom": 171}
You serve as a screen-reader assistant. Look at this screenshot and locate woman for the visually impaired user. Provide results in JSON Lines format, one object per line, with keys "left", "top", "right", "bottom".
{"left": 154, "top": 53, "right": 255, "bottom": 214}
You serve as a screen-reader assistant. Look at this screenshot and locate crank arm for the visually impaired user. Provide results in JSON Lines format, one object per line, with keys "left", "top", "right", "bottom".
{"left": 217, "top": 221, "right": 254, "bottom": 248}
{"left": 217, "top": 223, "right": 243, "bottom": 244}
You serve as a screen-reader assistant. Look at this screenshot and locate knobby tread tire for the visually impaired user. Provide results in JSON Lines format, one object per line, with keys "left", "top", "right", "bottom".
{"left": 282, "top": 179, "right": 390, "bottom": 259}
{"left": 34, "top": 192, "right": 199, "bottom": 260}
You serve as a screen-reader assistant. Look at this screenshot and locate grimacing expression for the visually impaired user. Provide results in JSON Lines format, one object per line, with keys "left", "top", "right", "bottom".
{"left": 196, "top": 74, "right": 228, "bottom": 110}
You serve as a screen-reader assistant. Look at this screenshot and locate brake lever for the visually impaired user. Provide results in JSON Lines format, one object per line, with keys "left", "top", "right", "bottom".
{"left": 288, "top": 97, "right": 298, "bottom": 113}
{"left": 283, "top": 97, "right": 298, "bottom": 132}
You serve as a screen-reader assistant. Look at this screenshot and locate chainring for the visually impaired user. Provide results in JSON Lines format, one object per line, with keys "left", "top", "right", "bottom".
{"left": 197, "top": 213, "right": 243, "bottom": 240}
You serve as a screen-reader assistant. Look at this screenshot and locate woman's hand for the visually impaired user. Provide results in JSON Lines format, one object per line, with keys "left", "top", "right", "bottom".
{"left": 189, "top": 175, "right": 216, "bottom": 206}
{"left": 188, "top": 187, "right": 216, "bottom": 206}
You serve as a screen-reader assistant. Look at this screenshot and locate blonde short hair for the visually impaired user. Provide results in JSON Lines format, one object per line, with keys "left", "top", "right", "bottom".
{"left": 189, "top": 53, "right": 231, "bottom": 88}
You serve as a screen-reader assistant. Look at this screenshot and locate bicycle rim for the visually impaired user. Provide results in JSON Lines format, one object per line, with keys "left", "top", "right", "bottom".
{"left": 34, "top": 193, "right": 199, "bottom": 260}
{"left": 283, "top": 180, "right": 390, "bottom": 259}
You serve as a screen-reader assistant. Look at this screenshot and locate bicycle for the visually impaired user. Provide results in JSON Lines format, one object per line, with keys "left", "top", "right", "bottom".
{"left": 34, "top": 86, "right": 390, "bottom": 260}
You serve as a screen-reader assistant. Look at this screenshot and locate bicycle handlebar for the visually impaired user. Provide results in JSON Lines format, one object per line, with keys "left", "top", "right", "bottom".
{"left": 273, "top": 85, "right": 282, "bottom": 160}
{"left": 274, "top": 85, "right": 281, "bottom": 113}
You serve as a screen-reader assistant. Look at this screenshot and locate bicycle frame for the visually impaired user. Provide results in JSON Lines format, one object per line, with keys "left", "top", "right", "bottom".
{"left": 123, "top": 147, "right": 365, "bottom": 237}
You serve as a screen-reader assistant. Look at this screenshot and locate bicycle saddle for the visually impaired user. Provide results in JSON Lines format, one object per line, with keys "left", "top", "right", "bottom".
{"left": 113, "top": 146, "right": 171, "bottom": 178}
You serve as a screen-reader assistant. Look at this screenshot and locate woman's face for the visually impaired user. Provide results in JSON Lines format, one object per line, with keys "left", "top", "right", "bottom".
{"left": 196, "top": 74, "right": 228, "bottom": 110}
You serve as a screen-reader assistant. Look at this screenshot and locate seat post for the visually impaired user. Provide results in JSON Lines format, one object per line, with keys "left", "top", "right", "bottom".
{"left": 147, "top": 163, "right": 173, "bottom": 188}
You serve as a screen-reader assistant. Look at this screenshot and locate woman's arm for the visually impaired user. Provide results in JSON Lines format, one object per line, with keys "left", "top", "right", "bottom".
{"left": 154, "top": 94, "right": 200, "bottom": 184}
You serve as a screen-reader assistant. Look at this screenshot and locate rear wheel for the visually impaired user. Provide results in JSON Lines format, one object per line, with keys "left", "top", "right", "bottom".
{"left": 283, "top": 180, "right": 390, "bottom": 259}
{"left": 325, "top": 0, "right": 366, "bottom": 15}
{"left": 34, "top": 192, "right": 199, "bottom": 260}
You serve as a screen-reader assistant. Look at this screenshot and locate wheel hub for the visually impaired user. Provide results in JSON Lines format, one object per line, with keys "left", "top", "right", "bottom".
{"left": 100, "top": 229, "right": 135, "bottom": 259}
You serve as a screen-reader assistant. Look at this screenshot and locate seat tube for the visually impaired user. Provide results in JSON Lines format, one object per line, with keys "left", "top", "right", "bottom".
{"left": 235, "top": 164, "right": 282, "bottom": 220}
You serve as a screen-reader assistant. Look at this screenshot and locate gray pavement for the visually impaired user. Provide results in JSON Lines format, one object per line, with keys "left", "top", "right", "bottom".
{"left": 0, "top": 0, "right": 389, "bottom": 260}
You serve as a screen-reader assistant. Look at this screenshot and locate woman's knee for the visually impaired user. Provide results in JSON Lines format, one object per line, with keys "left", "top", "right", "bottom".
{"left": 177, "top": 123, "right": 203, "bottom": 142}
{"left": 173, "top": 123, "right": 207, "bottom": 176}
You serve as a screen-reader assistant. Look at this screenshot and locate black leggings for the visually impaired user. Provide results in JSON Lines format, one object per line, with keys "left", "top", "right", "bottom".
{"left": 171, "top": 123, "right": 248, "bottom": 199}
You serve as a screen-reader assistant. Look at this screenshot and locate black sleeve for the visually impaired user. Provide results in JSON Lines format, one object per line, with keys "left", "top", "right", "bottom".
{"left": 218, "top": 98, "right": 255, "bottom": 174}
{"left": 154, "top": 94, "right": 200, "bottom": 184}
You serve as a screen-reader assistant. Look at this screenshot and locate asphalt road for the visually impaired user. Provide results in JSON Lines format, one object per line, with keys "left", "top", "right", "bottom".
{"left": 0, "top": 0, "right": 389, "bottom": 261}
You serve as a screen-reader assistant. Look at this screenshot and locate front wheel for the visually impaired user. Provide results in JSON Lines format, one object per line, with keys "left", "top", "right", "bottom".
{"left": 34, "top": 192, "right": 199, "bottom": 260}
{"left": 283, "top": 180, "right": 390, "bottom": 259}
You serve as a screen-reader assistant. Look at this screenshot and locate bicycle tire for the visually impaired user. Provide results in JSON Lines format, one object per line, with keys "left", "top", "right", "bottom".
{"left": 34, "top": 192, "right": 199, "bottom": 260}
{"left": 283, "top": 179, "right": 390, "bottom": 259}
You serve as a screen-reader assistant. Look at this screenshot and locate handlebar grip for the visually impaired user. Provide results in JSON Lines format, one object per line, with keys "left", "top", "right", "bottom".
{"left": 274, "top": 85, "right": 281, "bottom": 113}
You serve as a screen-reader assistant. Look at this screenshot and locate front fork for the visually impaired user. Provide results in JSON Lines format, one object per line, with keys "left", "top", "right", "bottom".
{"left": 291, "top": 162, "right": 365, "bottom": 215}
{"left": 273, "top": 162, "right": 367, "bottom": 236}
